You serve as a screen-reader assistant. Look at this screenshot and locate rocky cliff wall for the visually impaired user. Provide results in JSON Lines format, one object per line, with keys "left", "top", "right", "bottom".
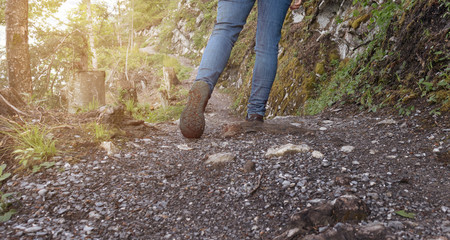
{"left": 151, "top": 0, "right": 449, "bottom": 117}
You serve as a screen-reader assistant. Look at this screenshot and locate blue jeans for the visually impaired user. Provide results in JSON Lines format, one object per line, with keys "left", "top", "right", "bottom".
{"left": 195, "top": 0, "right": 292, "bottom": 117}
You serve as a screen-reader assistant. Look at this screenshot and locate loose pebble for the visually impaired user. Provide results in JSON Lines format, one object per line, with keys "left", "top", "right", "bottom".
{"left": 340, "top": 146, "right": 355, "bottom": 153}
{"left": 205, "top": 152, "right": 235, "bottom": 165}
{"left": 312, "top": 151, "right": 324, "bottom": 159}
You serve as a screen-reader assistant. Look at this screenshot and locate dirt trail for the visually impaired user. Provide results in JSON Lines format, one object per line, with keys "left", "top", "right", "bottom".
{"left": 1, "top": 52, "right": 449, "bottom": 240}
{"left": 140, "top": 45, "right": 242, "bottom": 135}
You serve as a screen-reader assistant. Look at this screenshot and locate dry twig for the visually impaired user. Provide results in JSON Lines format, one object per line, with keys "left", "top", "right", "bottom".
{"left": 248, "top": 173, "right": 263, "bottom": 197}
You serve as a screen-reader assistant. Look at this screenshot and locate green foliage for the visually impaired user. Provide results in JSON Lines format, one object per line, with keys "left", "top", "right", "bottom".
{"left": 76, "top": 98, "right": 100, "bottom": 113}
{"left": 99, "top": 47, "right": 151, "bottom": 73}
{"left": 155, "top": 0, "right": 217, "bottom": 60}
{"left": 123, "top": 96, "right": 186, "bottom": 123}
{"left": 86, "top": 122, "right": 112, "bottom": 142}
{"left": 124, "top": 99, "right": 137, "bottom": 114}
{"left": 3, "top": 123, "right": 57, "bottom": 170}
{"left": 368, "top": 1, "right": 401, "bottom": 33}
{"left": 0, "top": 165, "right": 17, "bottom": 222}
{"left": 132, "top": 0, "right": 178, "bottom": 30}
{"left": 0, "top": 49, "right": 6, "bottom": 88}
{"left": 439, "top": 0, "right": 450, "bottom": 17}
{"left": 305, "top": 57, "right": 359, "bottom": 115}
{"left": 395, "top": 210, "right": 416, "bottom": 219}
{"left": 0, "top": 0, "right": 5, "bottom": 25}
{"left": 123, "top": 99, "right": 148, "bottom": 120}
{"left": 143, "top": 53, "right": 192, "bottom": 81}
{"left": 302, "top": 0, "right": 448, "bottom": 115}
{"left": 32, "top": 161, "right": 56, "bottom": 173}
{"left": 145, "top": 104, "right": 185, "bottom": 123}
{"left": 29, "top": 0, "right": 64, "bottom": 20}
{"left": 0, "top": 165, "right": 11, "bottom": 183}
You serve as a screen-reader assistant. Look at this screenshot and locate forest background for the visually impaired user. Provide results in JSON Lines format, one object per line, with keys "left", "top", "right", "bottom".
{"left": 0, "top": 0, "right": 448, "bottom": 120}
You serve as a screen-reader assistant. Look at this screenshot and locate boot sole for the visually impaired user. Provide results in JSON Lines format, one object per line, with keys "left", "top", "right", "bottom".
{"left": 180, "top": 82, "right": 210, "bottom": 138}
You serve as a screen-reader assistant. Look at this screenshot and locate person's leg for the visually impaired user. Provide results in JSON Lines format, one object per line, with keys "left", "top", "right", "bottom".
{"left": 181, "top": 0, "right": 255, "bottom": 138}
{"left": 247, "top": 0, "right": 291, "bottom": 119}
{"left": 195, "top": 0, "right": 255, "bottom": 92}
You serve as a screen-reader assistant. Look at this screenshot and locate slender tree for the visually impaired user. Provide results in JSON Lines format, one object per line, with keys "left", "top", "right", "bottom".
{"left": 84, "top": 0, "right": 98, "bottom": 69}
{"left": 5, "top": 0, "right": 32, "bottom": 95}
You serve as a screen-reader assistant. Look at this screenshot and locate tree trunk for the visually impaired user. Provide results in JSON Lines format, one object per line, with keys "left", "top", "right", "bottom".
{"left": 85, "top": 0, "right": 98, "bottom": 69}
{"left": 5, "top": 0, "right": 32, "bottom": 95}
{"left": 116, "top": 0, "right": 122, "bottom": 47}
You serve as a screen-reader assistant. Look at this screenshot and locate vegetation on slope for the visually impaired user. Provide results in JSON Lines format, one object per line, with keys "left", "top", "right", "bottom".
{"left": 303, "top": 0, "right": 449, "bottom": 116}
{"left": 157, "top": 0, "right": 448, "bottom": 117}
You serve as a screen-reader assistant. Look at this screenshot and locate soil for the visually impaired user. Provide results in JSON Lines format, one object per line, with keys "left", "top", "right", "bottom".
{"left": 0, "top": 56, "right": 449, "bottom": 239}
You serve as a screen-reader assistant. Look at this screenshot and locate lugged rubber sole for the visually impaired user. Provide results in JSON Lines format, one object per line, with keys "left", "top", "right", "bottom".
{"left": 179, "top": 81, "right": 210, "bottom": 138}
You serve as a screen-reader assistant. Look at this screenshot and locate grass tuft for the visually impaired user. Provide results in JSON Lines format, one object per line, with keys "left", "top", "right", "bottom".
{"left": 2, "top": 122, "right": 57, "bottom": 170}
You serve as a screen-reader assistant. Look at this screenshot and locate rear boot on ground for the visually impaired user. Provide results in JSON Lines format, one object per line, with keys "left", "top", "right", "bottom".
{"left": 179, "top": 81, "right": 211, "bottom": 138}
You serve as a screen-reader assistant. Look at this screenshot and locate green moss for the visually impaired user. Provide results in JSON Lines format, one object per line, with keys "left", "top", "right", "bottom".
{"left": 329, "top": 51, "right": 340, "bottom": 62}
{"left": 436, "top": 90, "right": 450, "bottom": 102}
{"left": 304, "top": 0, "right": 318, "bottom": 16}
{"left": 303, "top": 75, "right": 316, "bottom": 92}
{"left": 351, "top": 13, "right": 371, "bottom": 29}
{"left": 402, "top": 93, "right": 417, "bottom": 103}
{"left": 315, "top": 61, "right": 325, "bottom": 75}
{"left": 441, "top": 98, "right": 450, "bottom": 112}
{"left": 339, "top": 58, "right": 351, "bottom": 68}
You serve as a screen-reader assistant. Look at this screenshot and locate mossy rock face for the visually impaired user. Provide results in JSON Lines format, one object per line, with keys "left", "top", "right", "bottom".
{"left": 163, "top": 0, "right": 449, "bottom": 117}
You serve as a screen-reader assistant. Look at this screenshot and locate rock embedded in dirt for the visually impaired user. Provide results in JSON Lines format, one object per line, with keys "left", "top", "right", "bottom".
{"left": 100, "top": 141, "right": 118, "bottom": 156}
{"left": 221, "top": 124, "right": 243, "bottom": 138}
{"left": 312, "top": 150, "right": 324, "bottom": 158}
{"left": 266, "top": 143, "right": 311, "bottom": 158}
{"left": 176, "top": 144, "right": 194, "bottom": 151}
{"left": 24, "top": 226, "right": 42, "bottom": 233}
{"left": 376, "top": 119, "right": 398, "bottom": 125}
{"left": 387, "top": 221, "right": 404, "bottom": 230}
{"left": 332, "top": 195, "right": 370, "bottom": 223}
{"left": 340, "top": 145, "right": 355, "bottom": 153}
{"left": 299, "top": 222, "right": 387, "bottom": 240}
{"left": 205, "top": 152, "right": 235, "bottom": 165}
{"left": 37, "top": 189, "right": 47, "bottom": 196}
{"left": 276, "top": 195, "right": 371, "bottom": 239}
{"left": 243, "top": 160, "right": 256, "bottom": 173}
{"left": 321, "top": 159, "right": 331, "bottom": 167}
{"left": 98, "top": 105, "right": 125, "bottom": 125}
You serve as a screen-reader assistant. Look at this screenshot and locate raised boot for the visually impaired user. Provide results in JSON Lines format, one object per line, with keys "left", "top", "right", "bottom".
{"left": 179, "top": 81, "right": 211, "bottom": 138}
{"left": 245, "top": 113, "right": 264, "bottom": 123}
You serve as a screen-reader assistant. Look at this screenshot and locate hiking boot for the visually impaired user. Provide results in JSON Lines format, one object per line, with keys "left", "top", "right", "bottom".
{"left": 245, "top": 114, "right": 264, "bottom": 123}
{"left": 180, "top": 81, "right": 211, "bottom": 138}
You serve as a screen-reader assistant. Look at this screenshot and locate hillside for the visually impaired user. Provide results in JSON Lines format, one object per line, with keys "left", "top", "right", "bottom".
{"left": 152, "top": 0, "right": 449, "bottom": 118}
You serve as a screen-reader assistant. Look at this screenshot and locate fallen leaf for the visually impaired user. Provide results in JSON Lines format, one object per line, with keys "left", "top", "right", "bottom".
{"left": 395, "top": 210, "right": 415, "bottom": 219}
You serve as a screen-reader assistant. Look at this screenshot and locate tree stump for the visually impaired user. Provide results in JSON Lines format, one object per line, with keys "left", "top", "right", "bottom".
{"left": 68, "top": 71, "right": 106, "bottom": 113}
{"left": 161, "top": 67, "right": 180, "bottom": 99}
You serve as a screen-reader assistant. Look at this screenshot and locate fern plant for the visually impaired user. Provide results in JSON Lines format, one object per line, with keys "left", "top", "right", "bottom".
{"left": 3, "top": 122, "right": 57, "bottom": 169}
{"left": 0, "top": 164, "right": 16, "bottom": 222}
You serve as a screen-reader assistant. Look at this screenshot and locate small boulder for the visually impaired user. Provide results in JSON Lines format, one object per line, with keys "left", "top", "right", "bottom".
{"left": 266, "top": 143, "right": 311, "bottom": 158}
{"left": 205, "top": 152, "right": 235, "bottom": 165}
